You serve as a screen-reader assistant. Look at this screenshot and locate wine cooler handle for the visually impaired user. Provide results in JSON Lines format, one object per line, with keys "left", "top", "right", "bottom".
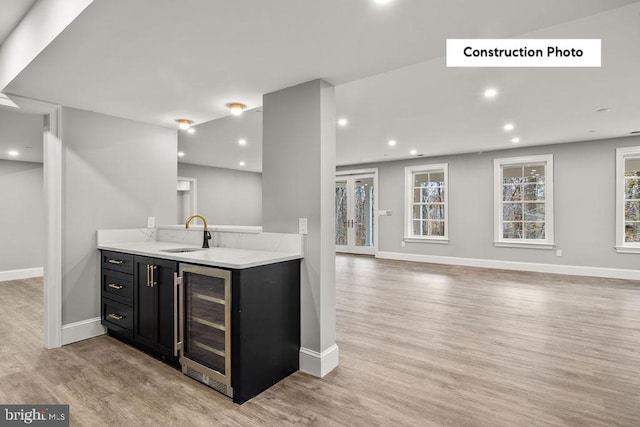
{"left": 174, "top": 273, "right": 183, "bottom": 357}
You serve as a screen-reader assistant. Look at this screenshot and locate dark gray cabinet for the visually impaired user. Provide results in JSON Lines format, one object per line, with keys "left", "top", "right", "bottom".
{"left": 133, "top": 256, "right": 177, "bottom": 363}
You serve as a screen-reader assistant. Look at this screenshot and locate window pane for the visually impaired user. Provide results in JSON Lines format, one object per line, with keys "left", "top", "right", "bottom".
{"left": 430, "top": 172, "right": 445, "bottom": 186}
{"left": 412, "top": 205, "right": 428, "bottom": 220}
{"left": 413, "top": 220, "right": 428, "bottom": 236}
{"left": 503, "top": 166, "right": 523, "bottom": 184}
{"left": 503, "top": 203, "right": 522, "bottom": 221}
{"left": 624, "top": 222, "right": 640, "bottom": 243}
{"left": 524, "top": 203, "right": 545, "bottom": 221}
{"left": 625, "top": 158, "right": 640, "bottom": 175}
{"left": 414, "top": 173, "right": 430, "bottom": 187}
{"left": 429, "top": 221, "right": 445, "bottom": 236}
{"left": 524, "top": 222, "right": 546, "bottom": 240}
{"left": 503, "top": 222, "right": 522, "bottom": 239}
{"left": 503, "top": 184, "right": 522, "bottom": 201}
{"left": 523, "top": 165, "right": 544, "bottom": 183}
{"left": 524, "top": 183, "right": 545, "bottom": 201}
{"left": 626, "top": 178, "right": 640, "bottom": 200}
{"left": 625, "top": 201, "right": 640, "bottom": 221}
{"left": 428, "top": 204, "right": 444, "bottom": 220}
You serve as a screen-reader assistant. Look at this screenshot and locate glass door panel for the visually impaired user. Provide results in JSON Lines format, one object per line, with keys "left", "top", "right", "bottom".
{"left": 336, "top": 174, "right": 375, "bottom": 255}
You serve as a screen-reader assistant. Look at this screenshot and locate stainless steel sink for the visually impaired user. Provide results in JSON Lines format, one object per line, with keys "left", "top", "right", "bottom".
{"left": 160, "top": 247, "right": 204, "bottom": 253}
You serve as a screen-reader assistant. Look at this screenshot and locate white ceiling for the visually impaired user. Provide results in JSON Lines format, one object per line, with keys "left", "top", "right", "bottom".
{"left": 0, "top": 0, "right": 36, "bottom": 45}
{"left": 4, "top": 0, "right": 640, "bottom": 170}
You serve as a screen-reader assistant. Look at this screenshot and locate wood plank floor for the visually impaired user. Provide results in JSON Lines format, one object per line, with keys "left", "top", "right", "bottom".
{"left": 1, "top": 256, "right": 640, "bottom": 426}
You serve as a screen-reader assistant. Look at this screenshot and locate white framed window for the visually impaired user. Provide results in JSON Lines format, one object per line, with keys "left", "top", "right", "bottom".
{"left": 615, "top": 147, "right": 640, "bottom": 253}
{"left": 404, "top": 163, "right": 449, "bottom": 243}
{"left": 494, "top": 154, "right": 554, "bottom": 249}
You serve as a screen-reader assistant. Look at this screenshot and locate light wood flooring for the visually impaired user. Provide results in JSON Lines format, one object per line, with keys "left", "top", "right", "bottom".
{"left": 1, "top": 256, "right": 640, "bottom": 426}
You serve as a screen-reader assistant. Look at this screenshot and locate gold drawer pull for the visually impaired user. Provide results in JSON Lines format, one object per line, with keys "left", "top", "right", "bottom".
{"left": 108, "top": 313, "right": 124, "bottom": 321}
{"left": 107, "top": 259, "right": 124, "bottom": 265}
{"left": 108, "top": 283, "right": 124, "bottom": 290}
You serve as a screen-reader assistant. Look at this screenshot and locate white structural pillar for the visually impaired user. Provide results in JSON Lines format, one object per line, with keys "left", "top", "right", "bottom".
{"left": 262, "top": 79, "right": 338, "bottom": 377}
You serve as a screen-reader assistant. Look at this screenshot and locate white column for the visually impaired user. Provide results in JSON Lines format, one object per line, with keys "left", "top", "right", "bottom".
{"left": 262, "top": 79, "right": 338, "bottom": 377}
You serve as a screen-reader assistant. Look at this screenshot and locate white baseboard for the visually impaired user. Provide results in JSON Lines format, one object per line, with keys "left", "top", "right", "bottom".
{"left": 299, "top": 344, "right": 339, "bottom": 378}
{"left": 376, "top": 251, "right": 640, "bottom": 280}
{"left": 62, "top": 317, "right": 105, "bottom": 345}
{"left": 0, "top": 267, "right": 44, "bottom": 282}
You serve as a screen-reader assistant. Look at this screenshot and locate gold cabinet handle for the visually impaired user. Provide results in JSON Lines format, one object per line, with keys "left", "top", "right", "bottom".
{"left": 108, "top": 259, "right": 124, "bottom": 265}
{"left": 108, "top": 313, "right": 123, "bottom": 321}
{"left": 146, "top": 264, "right": 151, "bottom": 287}
{"left": 108, "top": 283, "right": 123, "bottom": 290}
{"left": 152, "top": 265, "right": 158, "bottom": 287}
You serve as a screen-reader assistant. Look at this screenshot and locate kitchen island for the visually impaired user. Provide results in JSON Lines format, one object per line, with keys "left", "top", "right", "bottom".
{"left": 97, "top": 228, "right": 303, "bottom": 404}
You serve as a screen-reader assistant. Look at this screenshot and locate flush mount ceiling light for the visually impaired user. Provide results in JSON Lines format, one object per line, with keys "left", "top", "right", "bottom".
{"left": 388, "top": 139, "right": 397, "bottom": 147}
{"left": 238, "top": 138, "right": 247, "bottom": 146}
{"left": 176, "top": 119, "right": 193, "bottom": 130}
{"left": 503, "top": 123, "right": 515, "bottom": 132}
{"left": 483, "top": 88, "right": 498, "bottom": 99}
{"left": 228, "top": 103, "right": 246, "bottom": 116}
{"left": 337, "top": 118, "right": 348, "bottom": 126}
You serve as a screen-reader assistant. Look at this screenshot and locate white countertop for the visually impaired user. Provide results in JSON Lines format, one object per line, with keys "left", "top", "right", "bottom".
{"left": 97, "top": 241, "right": 302, "bottom": 269}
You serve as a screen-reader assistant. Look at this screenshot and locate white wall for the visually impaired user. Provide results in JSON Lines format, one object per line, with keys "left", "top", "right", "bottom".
{"left": 177, "top": 163, "right": 262, "bottom": 226}
{"left": 61, "top": 107, "right": 177, "bottom": 324}
{"left": 0, "top": 160, "right": 44, "bottom": 273}
{"left": 339, "top": 136, "right": 640, "bottom": 273}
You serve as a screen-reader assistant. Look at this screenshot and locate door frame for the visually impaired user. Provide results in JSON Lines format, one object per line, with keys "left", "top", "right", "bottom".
{"left": 336, "top": 168, "right": 379, "bottom": 256}
{"left": 6, "top": 94, "right": 63, "bottom": 349}
{"left": 177, "top": 176, "right": 198, "bottom": 223}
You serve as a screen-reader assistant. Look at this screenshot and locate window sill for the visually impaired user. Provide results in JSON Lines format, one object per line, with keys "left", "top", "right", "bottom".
{"left": 615, "top": 246, "right": 640, "bottom": 254}
{"left": 493, "top": 241, "right": 555, "bottom": 250}
{"left": 404, "top": 237, "right": 449, "bottom": 244}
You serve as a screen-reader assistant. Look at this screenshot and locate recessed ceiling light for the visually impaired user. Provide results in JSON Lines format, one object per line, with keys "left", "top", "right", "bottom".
{"left": 388, "top": 140, "right": 397, "bottom": 147}
{"left": 337, "top": 118, "right": 348, "bottom": 127}
{"left": 503, "top": 123, "right": 515, "bottom": 132}
{"left": 511, "top": 137, "right": 520, "bottom": 143}
{"left": 239, "top": 161, "right": 246, "bottom": 167}
{"left": 596, "top": 107, "right": 610, "bottom": 113}
{"left": 176, "top": 119, "right": 193, "bottom": 130}
{"left": 228, "top": 103, "right": 246, "bottom": 116}
{"left": 186, "top": 128, "right": 195, "bottom": 134}
{"left": 238, "top": 138, "right": 247, "bottom": 146}
{"left": 8, "top": 150, "right": 19, "bottom": 156}
{"left": 410, "top": 149, "right": 417, "bottom": 155}
{"left": 373, "top": 0, "right": 393, "bottom": 4}
{"left": 483, "top": 88, "right": 498, "bottom": 99}
{"left": 177, "top": 151, "right": 185, "bottom": 157}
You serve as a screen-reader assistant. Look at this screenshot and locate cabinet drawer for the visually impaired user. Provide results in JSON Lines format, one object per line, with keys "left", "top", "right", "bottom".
{"left": 102, "top": 299, "right": 133, "bottom": 336}
{"left": 102, "top": 270, "right": 133, "bottom": 303}
{"left": 101, "top": 251, "right": 134, "bottom": 274}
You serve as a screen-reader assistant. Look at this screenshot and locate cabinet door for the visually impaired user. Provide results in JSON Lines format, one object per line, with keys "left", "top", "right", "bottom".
{"left": 154, "top": 258, "right": 177, "bottom": 358}
{"left": 134, "top": 256, "right": 155, "bottom": 349}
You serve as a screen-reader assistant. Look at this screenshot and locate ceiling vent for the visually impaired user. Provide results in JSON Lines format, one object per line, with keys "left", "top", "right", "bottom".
{"left": 630, "top": 131, "right": 640, "bottom": 135}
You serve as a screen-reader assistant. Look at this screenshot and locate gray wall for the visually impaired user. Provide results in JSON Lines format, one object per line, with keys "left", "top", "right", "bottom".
{"left": 177, "top": 163, "right": 262, "bottom": 226}
{"left": 339, "top": 135, "right": 640, "bottom": 271}
{"left": 0, "top": 160, "right": 44, "bottom": 271}
{"left": 61, "top": 107, "right": 177, "bottom": 324}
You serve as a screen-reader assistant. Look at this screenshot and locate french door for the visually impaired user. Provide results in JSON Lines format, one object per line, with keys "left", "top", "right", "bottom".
{"left": 335, "top": 173, "right": 375, "bottom": 255}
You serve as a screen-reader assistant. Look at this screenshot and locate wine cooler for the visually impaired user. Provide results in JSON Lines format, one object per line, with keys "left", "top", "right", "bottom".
{"left": 174, "top": 264, "right": 233, "bottom": 398}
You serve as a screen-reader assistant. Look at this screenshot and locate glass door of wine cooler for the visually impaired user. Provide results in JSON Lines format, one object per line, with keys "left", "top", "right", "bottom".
{"left": 177, "top": 264, "right": 231, "bottom": 392}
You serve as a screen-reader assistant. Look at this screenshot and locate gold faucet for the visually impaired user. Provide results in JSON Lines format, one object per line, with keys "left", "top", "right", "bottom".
{"left": 185, "top": 214, "right": 211, "bottom": 248}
